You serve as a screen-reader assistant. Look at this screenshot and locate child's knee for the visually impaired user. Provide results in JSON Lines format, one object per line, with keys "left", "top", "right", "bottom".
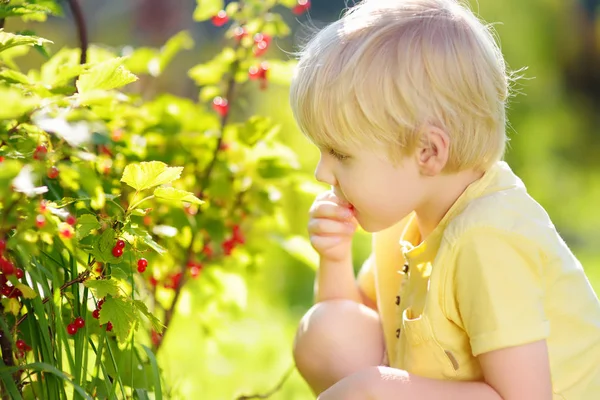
{"left": 293, "top": 299, "right": 385, "bottom": 394}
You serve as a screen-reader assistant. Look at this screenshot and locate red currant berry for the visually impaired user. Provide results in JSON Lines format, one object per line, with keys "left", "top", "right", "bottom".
{"left": 212, "top": 97, "right": 229, "bottom": 117}
{"left": 74, "top": 317, "right": 85, "bottom": 329}
{"left": 16, "top": 339, "right": 26, "bottom": 350}
{"left": 211, "top": 10, "right": 229, "bottom": 26}
{"left": 106, "top": 322, "right": 113, "bottom": 332}
{"left": 2, "top": 260, "right": 14, "bottom": 275}
{"left": 112, "top": 246, "right": 123, "bottom": 258}
{"left": 60, "top": 229, "right": 73, "bottom": 239}
{"left": 15, "top": 268, "right": 24, "bottom": 279}
{"left": 0, "top": 156, "right": 4, "bottom": 162}
{"left": 10, "top": 288, "right": 22, "bottom": 298}
{"left": 35, "top": 214, "right": 46, "bottom": 229}
{"left": 115, "top": 239, "right": 126, "bottom": 249}
{"left": 92, "top": 309, "right": 100, "bottom": 319}
{"left": 190, "top": 265, "right": 202, "bottom": 278}
{"left": 0, "top": 239, "right": 6, "bottom": 253}
{"left": 47, "top": 166, "right": 59, "bottom": 179}
{"left": 1, "top": 285, "right": 11, "bottom": 297}
{"left": 66, "top": 215, "right": 76, "bottom": 226}
{"left": 149, "top": 276, "right": 158, "bottom": 287}
{"left": 67, "top": 323, "right": 78, "bottom": 335}
{"left": 98, "top": 299, "right": 105, "bottom": 309}
{"left": 233, "top": 26, "right": 248, "bottom": 41}
{"left": 137, "top": 265, "right": 146, "bottom": 273}
{"left": 33, "top": 145, "right": 48, "bottom": 160}
{"left": 292, "top": 0, "right": 311, "bottom": 15}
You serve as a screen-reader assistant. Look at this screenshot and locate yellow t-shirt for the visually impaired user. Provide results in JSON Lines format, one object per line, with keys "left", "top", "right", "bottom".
{"left": 357, "top": 161, "right": 600, "bottom": 399}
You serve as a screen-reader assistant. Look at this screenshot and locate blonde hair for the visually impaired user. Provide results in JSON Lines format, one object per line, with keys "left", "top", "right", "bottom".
{"left": 289, "top": 0, "right": 517, "bottom": 172}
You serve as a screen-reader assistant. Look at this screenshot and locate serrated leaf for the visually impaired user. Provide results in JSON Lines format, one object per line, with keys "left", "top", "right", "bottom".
{"left": 133, "top": 300, "right": 164, "bottom": 334}
{"left": 76, "top": 57, "right": 138, "bottom": 93}
{"left": 154, "top": 187, "right": 204, "bottom": 205}
{"left": 14, "top": 284, "right": 37, "bottom": 299}
{"left": 158, "top": 31, "right": 194, "bottom": 73}
{"left": 84, "top": 279, "right": 120, "bottom": 298}
{"left": 99, "top": 296, "right": 137, "bottom": 344}
{"left": 193, "top": 0, "right": 224, "bottom": 21}
{"left": 91, "top": 228, "right": 117, "bottom": 263}
{"left": 121, "top": 161, "right": 183, "bottom": 191}
{"left": 0, "top": 31, "right": 52, "bottom": 53}
{"left": 76, "top": 214, "right": 100, "bottom": 239}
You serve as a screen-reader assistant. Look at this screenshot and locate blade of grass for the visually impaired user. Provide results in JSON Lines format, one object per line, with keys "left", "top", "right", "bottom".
{"left": 141, "top": 345, "right": 162, "bottom": 400}
{"left": 105, "top": 336, "right": 127, "bottom": 399}
{"left": 0, "top": 362, "right": 93, "bottom": 399}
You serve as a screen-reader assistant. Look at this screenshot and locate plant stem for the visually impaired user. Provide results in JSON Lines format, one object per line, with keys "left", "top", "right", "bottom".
{"left": 236, "top": 364, "right": 295, "bottom": 400}
{"left": 16, "top": 270, "right": 92, "bottom": 327}
{"left": 0, "top": 19, "right": 5, "bottom": 30}
{"left": 66, "top": 0, "right": 88, "bottom": 65}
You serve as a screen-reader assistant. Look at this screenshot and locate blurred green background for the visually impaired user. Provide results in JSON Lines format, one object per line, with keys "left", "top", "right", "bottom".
{"left": 8, "top": 0, "right": 600, "bottom": 398}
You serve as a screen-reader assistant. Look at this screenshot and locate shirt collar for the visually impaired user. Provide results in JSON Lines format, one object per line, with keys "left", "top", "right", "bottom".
{"left": 399, "top": 161, "right": 522, "bottom": 263}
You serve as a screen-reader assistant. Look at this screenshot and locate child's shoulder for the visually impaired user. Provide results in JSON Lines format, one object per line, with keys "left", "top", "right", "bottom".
{"left": 444, "top": 163, "right": 556, "bottom": 248}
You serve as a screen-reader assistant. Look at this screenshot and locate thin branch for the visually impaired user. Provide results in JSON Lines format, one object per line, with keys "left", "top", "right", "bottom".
{"left": 0, "top": 19, "right": 5, "bottom": 30}
{"left": 0, "top": 305, "right": 19, "bottom": 398}
{"left": 66, "top": 0, "right": 88, "bottom": 65}
{"left": 236, "top": 364, "right": 295, "bottom": 400}
{"left": 16, "top": 270, "right": 91, "bottom": 327}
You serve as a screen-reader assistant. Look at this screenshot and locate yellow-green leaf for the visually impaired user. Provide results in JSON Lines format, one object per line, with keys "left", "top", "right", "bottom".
{"left": 121, "top": 161, "right": 183, "bottom": 191}
{"left": 154, "top": 187, "right": 204, "bottom": 205}
{"left": 188, "top": 48, "right": 236, "bottom": 86}
{"left": 0, "top": 69, "right": 31, "bottom": 84}
{"left": 76, "top": 214, "right": 101, "bottom": 239}
{"left": 99, "top": 296, "right": 138, "bottom": 344}
{"left": 84, "top": 279, "right": 120, "bottom": 298}
{"left": 76, "top": 57, "right": 138, "bottom": 94}
{"left": 0, "top": 87, "right": 39, "bottom": 120}
{"left": 4, "top": 298, "right": 20, "bottom": 315}
{"left": 193, "top": 0, "right": 224, "bottom": 21}
{"left": 15, "top": 284, "right": 37, "bottom": 299}
{"left": 0, "top": 30, "right": 52, "bottom": 53}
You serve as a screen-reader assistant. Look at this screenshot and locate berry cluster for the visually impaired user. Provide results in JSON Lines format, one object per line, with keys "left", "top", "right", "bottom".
{"left": 112, "top": 239, "right": 126, "bottom": 258}
{"left": 91, "top": 298, "right": 113, "bottom": 331}
{"left": 66, "top": 317, "right": 85, "bottom": 335}
{"left": 137, "top": 258, "right": 148, "bottom": 273}
{"left": 222, "top": 225, "right": 245, "bottom": 256}
{"left": 0, "top": 239, "right": 25, "bottom": 298}
{"left": 292, "top": 0, "right": 311, "bottom": 15}
{"left": 15, "top": 338, "right": 32, "bottom": 359}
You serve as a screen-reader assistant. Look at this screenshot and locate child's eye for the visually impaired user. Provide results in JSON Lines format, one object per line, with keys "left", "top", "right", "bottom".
{"left": 328, "top": 148, "right": 349, "bottom": 161}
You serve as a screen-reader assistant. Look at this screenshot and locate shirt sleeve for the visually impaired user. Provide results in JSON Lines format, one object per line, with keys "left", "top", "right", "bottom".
{"left": 450, "top": 228, "right": 550, "bottom": 356}
{"left": 357, "top": 254, "right": 377, "bottom": 304}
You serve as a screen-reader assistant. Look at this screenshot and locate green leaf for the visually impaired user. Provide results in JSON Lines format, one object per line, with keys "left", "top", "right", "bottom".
{"left": 188, "top": 47, "right": 236, "bottom": 86}
{"left": 158, "top": 31, "right": 194, "bottom": 74}
{"left": 193, "top": 0, "right": 224, "bottom": 21}
{"left": 91, "top": 228, "right": 117, "bottom": 263}
{"left": 76, "top": 214, "right": 101, "bottom": 239}
{"left": 121, "top": 161, "right": 183, "bottom": 191}
{"left": 133, "top": 300, "right": 164, "bottom": 334}
{"left": 99, "top": 296, "right": 137, "bottom": 344}
{"left": 2, "top": 298, "right": 20, "bottom": 315}
{"left": 154, "top": 187, "right": 204, "bottom": 205}
{"left": 0, "top": 87, "right": 39, "bottom": 119}
{"left": 0, "top": 68, "right": 31, "bottom": 84}
{"left": 14, "top": 283, "right": 37, "bottom": 299}
{"left": 0, "top": 30, "right": 52, "bottom": 53}
{"left": 76, "top": 57, "right": 138, "bottom": 93}
{"left": 84, "top": 279, "right": 120, "bottom": 298}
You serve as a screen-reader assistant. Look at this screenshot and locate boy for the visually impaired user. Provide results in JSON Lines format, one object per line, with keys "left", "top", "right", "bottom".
{"left": 289, "top": 0, "right": 600, "bottom": 399}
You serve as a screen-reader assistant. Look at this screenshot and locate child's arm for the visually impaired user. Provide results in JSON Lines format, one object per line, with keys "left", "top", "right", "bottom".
{"left": 318, "top": 339, "right": 552, "bottom": 400}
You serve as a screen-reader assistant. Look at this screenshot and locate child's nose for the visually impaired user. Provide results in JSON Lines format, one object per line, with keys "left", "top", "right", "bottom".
{"left": 314, "top": 157, "right": 337, "bottom": 186}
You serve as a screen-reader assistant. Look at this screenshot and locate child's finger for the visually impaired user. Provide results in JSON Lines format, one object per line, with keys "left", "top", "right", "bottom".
{"left": 308, "top": 218, "right": 356, "bottom": 236}
{"left": 309, "top": 202, "right": 354, "bottom": 221}
{"left": 310, "top": 235, "right": 345, "bottom": 250}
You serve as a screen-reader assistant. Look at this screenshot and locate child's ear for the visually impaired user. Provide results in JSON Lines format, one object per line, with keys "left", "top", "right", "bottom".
{"left": 416, "top": 125, "right": 450, "bottom": 176}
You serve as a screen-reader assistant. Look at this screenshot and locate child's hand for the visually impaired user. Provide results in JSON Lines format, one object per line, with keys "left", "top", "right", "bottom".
{"left": 308, "top": 191, "right": 357, "bottom": 262}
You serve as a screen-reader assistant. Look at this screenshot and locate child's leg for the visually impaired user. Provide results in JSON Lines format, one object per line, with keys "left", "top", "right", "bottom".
{"left": 292, "top": 299, "right": 385, "bottom": 395}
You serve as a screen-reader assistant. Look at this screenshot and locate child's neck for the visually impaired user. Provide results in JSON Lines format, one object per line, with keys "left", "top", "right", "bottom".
{"left": 415, "top": 169, "right": 485, "bottom": 241}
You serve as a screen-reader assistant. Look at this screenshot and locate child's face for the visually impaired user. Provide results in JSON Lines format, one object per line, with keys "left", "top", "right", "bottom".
{"left": 314, "top": 144, "right": 426, "bottom": 233}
